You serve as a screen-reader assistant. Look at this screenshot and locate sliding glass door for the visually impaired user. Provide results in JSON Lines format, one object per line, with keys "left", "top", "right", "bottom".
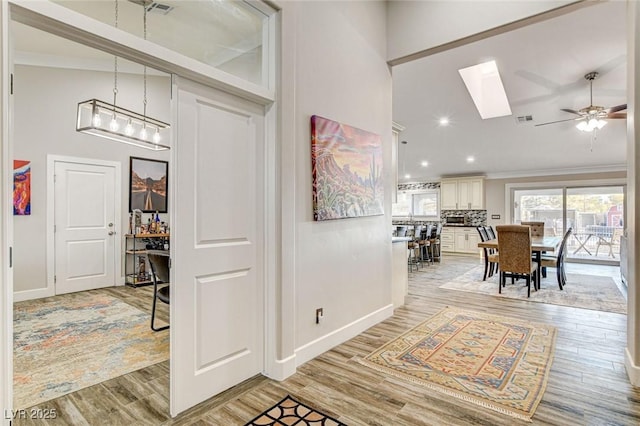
{"left": 513, "top": 188, "right": 564, "bottom": 236}
{"left": 512, "top": 184, "right": 625, "bottom": 264}
{"left": 566, "top": 186, "right": 624, "bottom": 261}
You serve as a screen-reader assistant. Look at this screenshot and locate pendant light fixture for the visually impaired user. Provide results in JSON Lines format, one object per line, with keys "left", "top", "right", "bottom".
{"left": 401, "top": 140, "right": 410, "bottom": 180}
{"left": 76, "top": 0, "right": 170, "bottom": 150}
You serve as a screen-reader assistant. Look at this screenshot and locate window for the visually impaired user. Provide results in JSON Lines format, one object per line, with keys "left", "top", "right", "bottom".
{"left": 392, "top": 190, "right": 440, "bottom": 218}
{"left": 511, "top": 184, "right": 625, "bottom": 263}
{"left": 52, "top": 0, "right": 273, "bottom": 88}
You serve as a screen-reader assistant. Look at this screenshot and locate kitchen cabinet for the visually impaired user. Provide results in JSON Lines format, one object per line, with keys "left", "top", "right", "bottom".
{"left": 440, "top": 177, "right": 484, "bottom": 210}
{"left": 440, "top": 228, "right": 455, "bottom": 252}
{"left": 454, "top": 227, "right": 481, "bottom": 254}
{"left": 440, "top": 181, "right": 458, "bottom": 210}
{"left": 441, "top": 227, "right": 481, "bottom": 254}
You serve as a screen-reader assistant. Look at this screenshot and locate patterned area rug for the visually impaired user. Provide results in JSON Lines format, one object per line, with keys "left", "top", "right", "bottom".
{"left": 245, "top": 395, "right": 346, "bottom": 426}
{"left": 439, "top": 266, "right": 627, "bottom": 314}
{"left": 359, "top": 307, "right": 557, "bottom": 421}
{"left": 14, "top": 292, "right": 169, "bottom": 409}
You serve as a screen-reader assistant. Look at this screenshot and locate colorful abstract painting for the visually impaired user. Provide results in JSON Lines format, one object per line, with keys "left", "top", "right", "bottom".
{"left": 13, "top": 160, "right": 31, "bottom": 215}
{"left": 311, "top": 115, "right": 383, "bottom": 221}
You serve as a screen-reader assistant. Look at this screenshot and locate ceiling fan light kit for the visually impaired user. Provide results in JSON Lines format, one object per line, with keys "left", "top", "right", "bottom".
{"left": 535, "top": 71, "right": 626, "bottom": 133}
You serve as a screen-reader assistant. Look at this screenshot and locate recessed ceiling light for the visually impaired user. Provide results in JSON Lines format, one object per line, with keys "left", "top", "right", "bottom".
{"left": 466, "top": 156, "right": 475, "bottom": 163}
{"left": 458, "top": 60, "right": 512, "bottom": 119}
{"left": 439, "top": 117, "right": 449, "bottom": 126}
{"left": 421, "top": 161, "right": 428, "bottom": 167}
{"left": 404, "top": 174, "right": 411, "bottom": 179}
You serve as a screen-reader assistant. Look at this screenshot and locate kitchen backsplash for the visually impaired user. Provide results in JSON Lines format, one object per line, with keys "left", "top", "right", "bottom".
{"left": 398, "top": 182, "right": 440, "bottom": 191}
{"left": 441, "top": 210, "right": 487, "bottom": 226}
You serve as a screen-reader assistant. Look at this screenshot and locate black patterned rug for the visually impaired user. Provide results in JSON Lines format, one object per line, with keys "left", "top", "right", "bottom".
{"left": 245, "top": 395, "right": 346, "bottom": 426}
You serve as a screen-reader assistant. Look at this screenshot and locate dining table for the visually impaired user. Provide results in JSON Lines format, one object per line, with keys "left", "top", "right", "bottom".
{"left": 477, "top": 235, "right": 562, "bottom": 283}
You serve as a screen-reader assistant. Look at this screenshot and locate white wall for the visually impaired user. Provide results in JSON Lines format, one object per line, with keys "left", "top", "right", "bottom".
{"left": 12, "top": 65, "right": 170, "bottom": 294}
{"left": 286, "top": 1, "right": 393, "bottom": 363}
{"left": 386, "top": 0, "right": 580, "bottom": 62}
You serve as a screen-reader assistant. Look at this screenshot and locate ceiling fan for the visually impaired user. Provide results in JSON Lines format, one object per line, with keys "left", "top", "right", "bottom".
{"left": 535, "top": 71, "right": 626, "bottom": 130}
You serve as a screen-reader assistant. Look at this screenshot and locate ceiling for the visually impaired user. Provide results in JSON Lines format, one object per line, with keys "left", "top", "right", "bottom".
{"left": 392, "top": 0, "right": 628, "bottom": 182}
{"left": 11, "top": 1, "right": 628, "bottom": 183}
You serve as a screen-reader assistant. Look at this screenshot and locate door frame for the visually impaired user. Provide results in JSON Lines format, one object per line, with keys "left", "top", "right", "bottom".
{"left": 1, "top": 0, "right": 281, "bottom": 420}
{"left": 40, "top": 155, "right": 122, "bottom": 302}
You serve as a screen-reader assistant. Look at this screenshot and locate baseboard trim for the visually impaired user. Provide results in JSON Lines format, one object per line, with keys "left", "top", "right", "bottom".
{"left": 295, "top": 304, "right": 394, "bottom": 366}
{"left": 13, "top": 287, "right": 54, "bottom": 302}
{"left": 625, "top": 347, "right": 640, "bottom": 386}
{"left": 264, "top": 353, "right": 297, "bottom": 381}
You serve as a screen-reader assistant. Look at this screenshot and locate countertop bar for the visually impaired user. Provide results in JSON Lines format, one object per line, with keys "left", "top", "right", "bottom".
{"left": 392, "top": 237, "right": 412, "bottom": 243}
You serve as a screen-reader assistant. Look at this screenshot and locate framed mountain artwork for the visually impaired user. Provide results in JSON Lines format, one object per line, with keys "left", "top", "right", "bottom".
{"left": 311, "top": 115, "right": 383, "bottom": 221}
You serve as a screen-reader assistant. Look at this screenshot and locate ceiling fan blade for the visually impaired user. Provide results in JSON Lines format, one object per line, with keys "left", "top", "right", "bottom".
{"left": 607, "top": 112, "right": 627, "bottom": 119}
{"left": 534, "top": 117, "right": 582, "bottom": 127}
{"left": 606, "top": 104, "right": 627, "bottom": 113}
{"left": 560, "top": 108, "right": 582, "bottom": 116}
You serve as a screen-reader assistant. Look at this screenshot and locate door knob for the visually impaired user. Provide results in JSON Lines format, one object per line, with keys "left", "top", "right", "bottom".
{"left": 108, "top": 231, "right": 116, "bottom": 236}
{"left": 108, "top": 223, "right": 114, "bottom": 227}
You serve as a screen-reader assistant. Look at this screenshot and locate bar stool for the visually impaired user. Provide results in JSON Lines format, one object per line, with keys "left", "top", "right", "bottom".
{"left": 407, "top": 226, "right": 422, "bottom": 271}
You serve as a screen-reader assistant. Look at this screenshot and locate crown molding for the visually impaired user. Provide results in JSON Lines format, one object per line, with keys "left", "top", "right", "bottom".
{"left": 484, "top": 163, "right": 627, "bottom": 180}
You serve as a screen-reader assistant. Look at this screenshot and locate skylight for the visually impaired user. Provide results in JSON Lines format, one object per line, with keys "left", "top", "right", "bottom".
{"left": 458, "top": 60, "right": 512, "bottom": 119}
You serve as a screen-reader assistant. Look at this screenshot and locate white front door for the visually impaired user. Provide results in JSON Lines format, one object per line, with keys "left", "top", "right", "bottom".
{"left": 54, "top": 160, "right": 118, "bottom": 294}
{"left": 171, "top": 77, "right": 265, "bottom": 415}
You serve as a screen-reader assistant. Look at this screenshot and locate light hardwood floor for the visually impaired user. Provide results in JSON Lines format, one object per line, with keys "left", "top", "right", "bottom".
{"left": 15, "top": 256, "right": 640, "bottom": 425}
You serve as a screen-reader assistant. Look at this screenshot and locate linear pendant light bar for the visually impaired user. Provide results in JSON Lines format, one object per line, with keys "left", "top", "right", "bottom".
{"left": 77, "top": 99, "right": 171, "bottom": 151}
{"left": 75, "top": 1, "right": 170, "bottom": 151}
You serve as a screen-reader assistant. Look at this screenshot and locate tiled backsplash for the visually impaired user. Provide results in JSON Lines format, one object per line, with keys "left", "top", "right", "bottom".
{"left": 398, "top": 182, "right": 440, "bottom": 191}
{"left": 441, "top": 210, "right": 487, "bottom": 226}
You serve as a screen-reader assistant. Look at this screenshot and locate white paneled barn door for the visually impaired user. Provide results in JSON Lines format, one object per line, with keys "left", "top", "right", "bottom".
{"left": 170, "top": 77, "right": 265, "bottom": 415}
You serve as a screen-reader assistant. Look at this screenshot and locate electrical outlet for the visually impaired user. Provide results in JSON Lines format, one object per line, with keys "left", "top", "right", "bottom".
{"left": 315, "top": 308, "right": 324, "bottom": 324}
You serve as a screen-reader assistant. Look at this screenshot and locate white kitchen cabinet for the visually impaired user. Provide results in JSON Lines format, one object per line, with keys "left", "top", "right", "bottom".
{"left": 440, "top": 177, "right": 484, "bottom": 210}
{"left": 441, "top": 227, "right": 481, "bottom": 254}
{"left": 455, "top": 227, "right": 481, "bottom": 254}
{"left": 440, "top": 228, "right": 455, "bottom": 252}
{"left": 440, "top": 181, "right": 458, "bottom": 210}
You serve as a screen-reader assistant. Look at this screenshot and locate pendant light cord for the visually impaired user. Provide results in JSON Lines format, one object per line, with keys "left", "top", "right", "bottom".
{"left": 143, "top": 5, "right": 148, "bottom": 122}
{"left": 113, "top": 0, "right": 119, "bottom": 108}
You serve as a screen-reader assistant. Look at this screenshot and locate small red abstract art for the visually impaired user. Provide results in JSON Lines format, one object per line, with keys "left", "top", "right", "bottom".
{"left": 13, "top": 160, "right": 31, "bottom": 216}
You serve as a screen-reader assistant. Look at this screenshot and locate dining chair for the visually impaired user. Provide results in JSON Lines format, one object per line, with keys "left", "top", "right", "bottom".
{"left": 496, "top": 225, "right": 539, "bottom": 297}
{"left": 595, "top": 227, "right": 623, "bottom": 258}
{"left": 540, "top": 227, "right": 572, "bottom": 290}
{"left": 476, "top": 226, "right": 499, "bottom": 281}
{"left": 147, "top": 252, "right": 170, "bottom": 331}
{"left": 521, "top": 221, "right": 545, "bottom": 237}
{"left": 486, "top": 225, "right": 496, "bottom": 240}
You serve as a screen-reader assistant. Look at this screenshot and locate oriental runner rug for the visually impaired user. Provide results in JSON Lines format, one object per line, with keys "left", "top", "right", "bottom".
{"left": 14, "top": 292, "right": 169, "bottom": 409}
{"left": 437, "top": 266, "right": 627, "bottom": 314}
{"left": 359, "top": 307, "right": 557, "bottom": 422}
{"left": 245, "top": 395, "right": 346, "bottom": 426}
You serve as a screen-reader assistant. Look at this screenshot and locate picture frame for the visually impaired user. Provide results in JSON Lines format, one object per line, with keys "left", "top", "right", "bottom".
{"left": 13, "top": 160, "right": 31, "bottom": 216}
{"left": 129, "top": 157, "right": 168, "bottom": 213}
{"left": 311, "top": 115, "right": 383, "bottom": 221}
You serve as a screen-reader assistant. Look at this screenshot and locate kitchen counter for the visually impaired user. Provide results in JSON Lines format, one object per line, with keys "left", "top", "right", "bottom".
{"left": 392, "top": 236, "right": 411, "bottom": 243}
{"left": 391, "top": 236, "right": 410, "bottom": 308}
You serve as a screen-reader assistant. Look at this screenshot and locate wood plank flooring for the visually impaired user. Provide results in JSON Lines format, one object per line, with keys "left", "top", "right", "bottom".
{"left": 14, "top": 256, "right": 640, "bottom": 425}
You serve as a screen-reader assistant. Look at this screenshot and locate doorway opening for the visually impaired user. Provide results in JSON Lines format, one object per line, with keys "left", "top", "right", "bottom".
{"left": 11, "top": 19, "right": 173, "bottom": 413}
